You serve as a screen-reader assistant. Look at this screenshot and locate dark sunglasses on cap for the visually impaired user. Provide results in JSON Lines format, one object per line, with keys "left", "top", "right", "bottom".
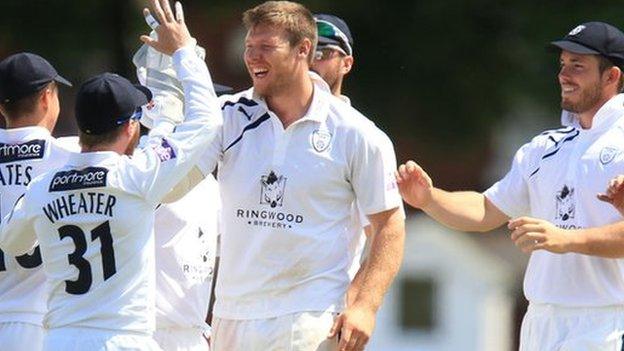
{"left": 115, "top": 107, "right": 142, "bottom": 126}
{"left": 314, "top": 47, "right": 346, "bottom": 61}
{"left": 316, "top": 20, "right": 353, "bottom": 56}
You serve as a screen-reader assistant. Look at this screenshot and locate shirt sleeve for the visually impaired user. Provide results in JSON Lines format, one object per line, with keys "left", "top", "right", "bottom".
{"left": 350, "top": 126, "right": 404, "bottom": 216}
{"left": 0, "top": 192, "right": 37, "bottom": 256}
{"left": 483, "top": 143, "right": 531, "bottom": 218}
{"left": 121, "top": 45, "right": 223, "bottom": 206}
{"left": 196, "top": 128, "right": 223, "bottom": 177}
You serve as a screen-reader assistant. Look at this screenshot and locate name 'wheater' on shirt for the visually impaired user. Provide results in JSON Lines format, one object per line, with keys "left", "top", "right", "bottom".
{"left": 0, "top": 46, "right": 223, "bottom": 335}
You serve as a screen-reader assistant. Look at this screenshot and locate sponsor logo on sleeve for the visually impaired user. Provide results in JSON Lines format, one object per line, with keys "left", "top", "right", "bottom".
{"left": 49, "top": 167, "right": 108, "bottom": 192}
{"left": 152, "top": 138, "right": 177, "bottom": 162}
{"left": 386, "top": 171, "right": 398, "bottom": 191}
{"left": 0, "top": 140, "right": 46, "bottom": 163}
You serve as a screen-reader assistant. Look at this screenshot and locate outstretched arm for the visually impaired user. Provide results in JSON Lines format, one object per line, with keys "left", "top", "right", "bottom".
{"left": 396, "top": 160, "right": 509, "bottom": 232}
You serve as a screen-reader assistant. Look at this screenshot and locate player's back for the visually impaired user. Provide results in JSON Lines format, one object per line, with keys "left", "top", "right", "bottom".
{"left": 28, "top": 151, "right": 163, "bottom": 333}
{"left": 0, "top": 126, "right": 77, "bottom": 327}
{"left": 155, "top": 175, "right": 219, "bottom": 330}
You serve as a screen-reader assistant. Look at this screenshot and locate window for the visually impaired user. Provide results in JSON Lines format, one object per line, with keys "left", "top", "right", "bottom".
{"left": 399, "top": 276, "right": 437, "bottom": 332}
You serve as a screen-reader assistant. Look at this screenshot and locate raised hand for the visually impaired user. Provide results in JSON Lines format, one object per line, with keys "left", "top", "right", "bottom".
{"left": 395, "top": 160, "right": 434, "bottom": 209}
{"left": 597, "top": 175, "right": 624, "bottom": 216}
{"left": 140, "top": 0, "right": 192, "bottom": 56}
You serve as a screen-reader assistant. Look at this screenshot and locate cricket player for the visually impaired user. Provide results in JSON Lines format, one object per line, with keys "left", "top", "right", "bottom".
{"left": 310, "top": 14, "right": 355, "bottom": 104}
{"left": 397, "top": 21, "right": 624, "bottom": 350}
{"left": 152, "top": 176, "right": 219, "bottom": 351}
{"left": 310, "top": 13, "right": 373, "bottom": 307}
{"left": 0, "top": 0, "right": 222, "bottom": 349}
{"left": 0, "top": 52, "right": 77, "bottom": 351}
{"left": 133, "top": 38, "right": 228, "bottom": 350}
{"left": 191, "top": 2, "right": 405, "bottom": 350}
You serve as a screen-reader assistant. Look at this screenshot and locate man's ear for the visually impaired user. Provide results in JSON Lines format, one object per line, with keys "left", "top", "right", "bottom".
{"left": 298, "top": 38, "right": 313, "bottom": 60}
{"left": 342, "top": 55, "right": 354, "bottom": 75}
{"left": 39, "top": 87, "right": 52, "bottom": 112}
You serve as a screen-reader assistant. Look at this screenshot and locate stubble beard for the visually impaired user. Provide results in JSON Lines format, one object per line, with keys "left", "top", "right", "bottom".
{"left": 561, "top": 81, "right": 603, "bottom": 113}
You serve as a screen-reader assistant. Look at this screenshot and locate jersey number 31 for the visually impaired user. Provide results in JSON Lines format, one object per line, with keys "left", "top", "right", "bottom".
{"left": 60, "top": 221, "right": 116, "bottom": 295}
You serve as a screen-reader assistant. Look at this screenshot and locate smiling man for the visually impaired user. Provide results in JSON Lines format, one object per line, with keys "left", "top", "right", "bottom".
{"left": 192, "top": 2, "right": 405, "bottom": 351}
{"left": 397, "top": 21, "right": 624, "bottom": 350}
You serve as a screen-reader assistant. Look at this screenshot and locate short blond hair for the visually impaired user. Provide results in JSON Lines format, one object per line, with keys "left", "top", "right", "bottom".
{"left": 243, "top": 1, "right": 317, "bottom": 63}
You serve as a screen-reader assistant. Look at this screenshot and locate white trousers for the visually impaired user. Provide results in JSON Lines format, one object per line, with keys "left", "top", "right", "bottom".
{"left": 212, "top": 311, "right": 339, "bottom": 351}
{"left": 0, "top": 321, "right": 45, "bottom": 351}
{"left": 154, "top": 327, "right": 209, "bottom": 351}
{"left": 520, "top": 303, "right": 624, "bottom": 351}
{"left": 44, "top": 327, "right": 162, "bottom": 351}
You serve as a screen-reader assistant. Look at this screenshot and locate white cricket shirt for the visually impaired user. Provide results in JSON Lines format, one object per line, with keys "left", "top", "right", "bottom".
{"left": 0, "top": 128, "right": 78, "bottom": 327}
{"left": 0, "top": 45, "right": 222, "bottom": 334}
{"left": 154, "top": 175, "right": 219, "bottom": 332}
{"left": 485, "top": 93, "right": 624, "bottom": 306}
{"left": 197, "top": 72, "right": 403, "bottom": 319}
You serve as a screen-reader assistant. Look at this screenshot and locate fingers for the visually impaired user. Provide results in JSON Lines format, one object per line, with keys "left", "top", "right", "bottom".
{"left": 597, "top": 193, "right": 613, "bottom": 203}
{"left": 159, "top": 0, "right": 175, "bottom": 23}
{"left": 510, "top": 223, "right": 544, "bottom": 241}
{"left": 140, "top": 35, "right": 157, "bottom": 47}
{"left": 143, "top": 9, "right": 159, "bottom": 30}
{"left": 338, "top": 326, "right": 352, "bottom": 351}
{"left": 149, "top": 0, "right": 167, "bottom": 25}
{"left": 345, "top": 333, "right": 358, "bottom": 351}
{"left": 409, "top": 162, "right": 432, "bottom": 187}
{"left": 327, "top": 315, "right": 343, "bottom": 339}
{"left": 174, "top": 1, "right": 185, "bottom": 23}
{"left": 395, "top": 169, "right": 403, "bottom": 184}
{"left": 609, "top": 177, "right": 618, "bottom": 190}
{"left": 353, "top": 335, "right": 368, "bottom": 351}
{"left": 513, "top": 233, "right": 544, "bottom": 253}
{"left": 508, "top": 216, "right": 541, "bottom": 230}
{"left": 396, "top": 164, "right": 406, "bottom": 182}
{"left": 340, "top": 329, "right": 369, "bottom": 351}
{"left": 397, "top": 160, "right": 431, "bottom": 186}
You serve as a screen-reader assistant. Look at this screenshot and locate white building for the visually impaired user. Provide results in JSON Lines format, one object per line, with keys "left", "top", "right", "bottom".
{"left": 368, "top": 215, "right": 516, "bottom": 351}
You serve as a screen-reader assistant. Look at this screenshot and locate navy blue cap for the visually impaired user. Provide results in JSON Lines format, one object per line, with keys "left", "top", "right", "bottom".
{"left": 76, "top": 73, "right": 152, "bottom": 135}
{"left": 314, "top": 14, "right": 354, "bottom": 56}
{"left": 0, "top": 52, "right": 72, "bottom": 103}
{"left": 550, "top": 22, "right": 624, "bottom": 68}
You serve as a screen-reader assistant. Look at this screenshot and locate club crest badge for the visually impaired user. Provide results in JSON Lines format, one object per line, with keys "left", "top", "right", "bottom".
{"left": 599, "top": 146, "right": 620, "bottom": 165}
{"left": 311, "top": 130, "right": 332, "bottom": 152}
{"left": 260, "top": 170, "right": 287, "bottom": 208}
{"left": 568, "top": 25, "right": 586, "bottom": 36}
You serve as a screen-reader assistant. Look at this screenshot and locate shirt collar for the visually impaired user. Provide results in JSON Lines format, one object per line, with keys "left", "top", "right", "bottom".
{"left": 560, "top": 94, "right": 624, "bottom": 131}
{"left": 0, "top": 126, "right": 51, "bottom": 142}
{"left": 339, "top": 94, "right": 351, "bottom": 106}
